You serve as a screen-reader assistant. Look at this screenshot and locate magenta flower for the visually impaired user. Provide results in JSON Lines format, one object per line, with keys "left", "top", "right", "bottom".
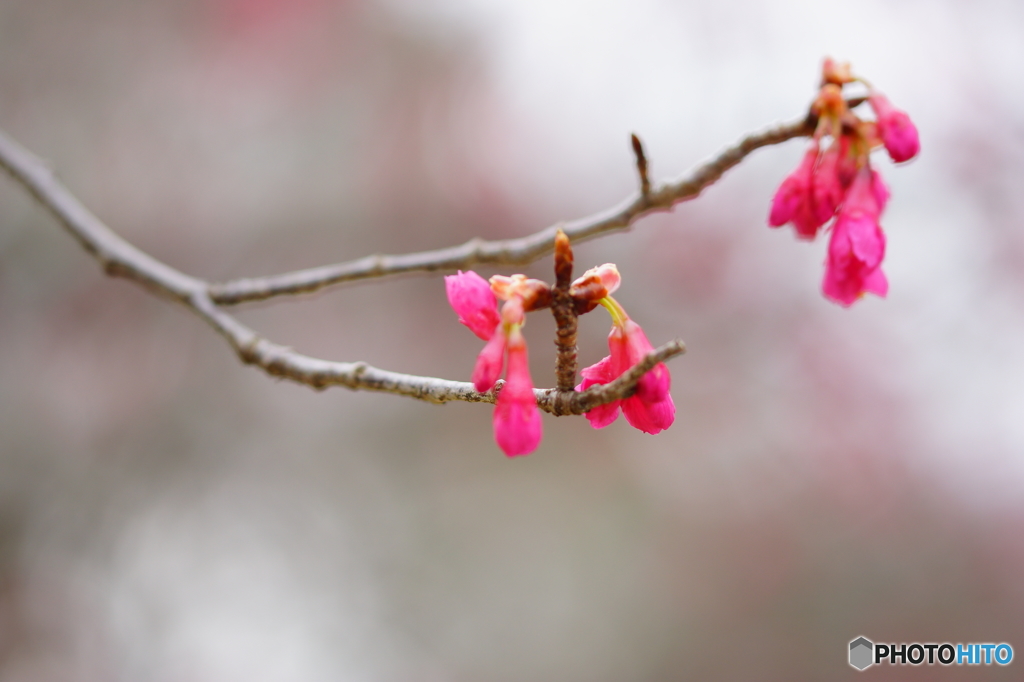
{"left": 822, "top": 168, "right": 889, "bottom": 306}
{"left": 869, "top": 92, "right": 920, "bottom": 163}
{"left": 471, "top": 295, "right": 528, "bottom": 392}
{"left": 444, "top": 270, "right": 500, "bottom": 341}
{"left": 813, "top": 138, "right": 850, "bottom": 222}
{"left": 577, "top": 307, "right": 674, "bottom": 435}
{"left": 446, "top": 271, "right": 543, "bottom": 455}
{"left": 493, "top": 328, "right": 542, "bottom": 456}
{"left": 769, "top": 144, "right": 821, "bottom": 238}
{"left": 444, "top": 269, "right": 511, "bottom": 392}
{"left": 768, "top": 141, "right": 849, "bottom": 239}
{"left": 472, "top": 331, "right": 506, "bottom": 392}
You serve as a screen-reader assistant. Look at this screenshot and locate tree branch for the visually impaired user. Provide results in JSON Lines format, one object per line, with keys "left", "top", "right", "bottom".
{"left": 207, "top": 115, "right": 813, "bottom": 305}
{"left": 0, "top": 126, "right": 687, "bottom": 414}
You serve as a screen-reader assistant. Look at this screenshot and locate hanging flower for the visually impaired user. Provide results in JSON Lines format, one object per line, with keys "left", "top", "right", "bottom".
{"left": 577, "top": 297, "right": 674, "bottom": 434}
{"left": 493, "top": 327, "right": 542, "bottom": 456}
{"left": 767, "top": 58, "right": 918, "bottom": 307}
{"left": 446, "top": 270, "right": 544, "bottom": 455}
{"left": 822, "top": 167, "right": 889, "bottom": 306}
{"left": 869, "top": 91, "right": 920, "bottom": 164}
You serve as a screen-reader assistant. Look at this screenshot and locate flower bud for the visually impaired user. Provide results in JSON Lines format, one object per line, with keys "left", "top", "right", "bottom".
{"left": 445, "top": 270, "right": 500, "bottom": 341}
{"left": 822, "top": 57, "right": 853, "bottom": 86}
{"left": 570, "top": 263, "right": 621, "bottom": 302}
{"left": 869, "top": 92, "right": 920, "bottom": 163}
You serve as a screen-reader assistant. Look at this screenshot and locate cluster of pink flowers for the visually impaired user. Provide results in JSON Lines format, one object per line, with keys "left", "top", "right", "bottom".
{"left": 575, "top": 267, "right": 674, "bottom": 435}
{"left": 768, "top": 58, "right": 919, "bottom": 306}
{"left": 443, "top": 58, "right": 917, "bottom": 454}
{"left": 445, "top": 263, "right": 675, "bottom": 457}
{"left": 444, "top": 270, "right": 543, "bottom": 456}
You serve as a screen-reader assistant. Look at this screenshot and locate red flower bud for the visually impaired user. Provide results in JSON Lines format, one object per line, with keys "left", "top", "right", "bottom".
{"left": 445, "top": 270, "right": 500, "bottom": 341}
{"left": 869, "top": 92, "right": 920, "bottom": 163}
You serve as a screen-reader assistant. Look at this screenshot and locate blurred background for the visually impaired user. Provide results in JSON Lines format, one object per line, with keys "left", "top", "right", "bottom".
{"left": 1, "top": 0, "right": 1023, "bottom": 679}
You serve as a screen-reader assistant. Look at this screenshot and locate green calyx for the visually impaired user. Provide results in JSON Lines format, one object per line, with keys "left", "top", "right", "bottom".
{"left": 598, "top": 296, "right": 629, "bottom": 327}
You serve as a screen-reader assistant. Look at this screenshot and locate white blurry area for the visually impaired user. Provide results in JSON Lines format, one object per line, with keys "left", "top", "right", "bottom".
{"left": 1, "top": 0, "right": 1023, "bottom": 680}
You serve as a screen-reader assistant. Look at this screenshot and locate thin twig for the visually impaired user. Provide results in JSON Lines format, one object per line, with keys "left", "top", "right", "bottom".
{"left": 0, "top": 127, "right": 686, "bottom": 413}
{"left": 631, "top": 132, "right": 650, "bottom": 198}
{"left": 208, "top": 115, "right": 813, "bottom": 304}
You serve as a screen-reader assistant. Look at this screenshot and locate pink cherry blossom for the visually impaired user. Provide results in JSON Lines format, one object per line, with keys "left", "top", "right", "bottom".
{"left": 869, "top": 92, "right": 920, "bottom": 163}
{"left": 822, "top": 168, "right": 889, "bottom": 306}
{"left": 769, "top": 141, "right": 849, "bottom": 240}
{"left": 444, "top": 270, "right": 500, "bottom": 341}
{"left": 769, "top": 144, "right": 820, "bottom": 238}
{"left": 578, "top": 318, "right": 674, "bottom": 435}
{"left": 493, "top": 329, "right": 542, "bottom": 456}
{"left": 577, "top": 355, "right": 621, "bottom": 429}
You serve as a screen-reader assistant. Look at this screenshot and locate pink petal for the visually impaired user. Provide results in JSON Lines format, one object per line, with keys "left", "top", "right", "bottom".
{"left": 578, "top": 356, "right": 622, "bottom": 429}
{"left": 769, "top": 146, "right": 817, "bottom": 229}
{"left": 769, "top": 175, "right": 807, "bottom": 228}
{"left": 847, "top": 215, "right": 885, "bottom": 268}
{"left": 862, "top": 267, "right": 889, "bottom": 297}
{"left": 810, "top": 140, "right": 848, "bottom": 226}
{"left": 621, "top": 321, "right": 671, "bottom": 403}
{"left": 822, "top": 181, "right": 889, "bottom": 309}
{"left": 870, "top": 169, "right": 890, "bottom": 214}
{"left": 870, "top": 93, "right": 920, "bottom": 163}
{"left": 621, "top": 393, "right": 676, "bottom": 435}
{"left": 584, "top": 401, "right": 621, "bottom": 429}
{"left": 580, "top": 355, "right": 617, "bottom": 385}
{"left": 472, "top": 332, "right": 506, "bottom": 392}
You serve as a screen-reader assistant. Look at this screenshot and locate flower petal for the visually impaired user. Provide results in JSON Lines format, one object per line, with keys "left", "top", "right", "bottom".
{"left": 472, "top": 332, "right": 506, "bottom": 392}
{"left": 621, "top": 393, "right": 675, "bottom": 435}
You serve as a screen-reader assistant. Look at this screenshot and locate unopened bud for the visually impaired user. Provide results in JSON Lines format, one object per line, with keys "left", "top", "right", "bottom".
{"left": 490, "top": 274, "right": 551, "bottom": 311}
{"left": 570, "top": 263, "right": 621, "bottom": 302}
{"left": 554, "top": 229, "right": 574, "bottom": 286}
{"left": 518, "top": 279, "right": 553, "bottom": 311}
{"left": 822, "top": 58, "right": 853, "bottom": 86}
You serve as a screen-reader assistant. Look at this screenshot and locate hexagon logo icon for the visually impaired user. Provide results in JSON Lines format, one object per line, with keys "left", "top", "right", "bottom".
{"left": 849, "top": 637, "right": 874, "bottom": 670}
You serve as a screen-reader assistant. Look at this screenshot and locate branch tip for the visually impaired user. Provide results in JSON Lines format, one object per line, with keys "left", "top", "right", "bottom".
{"left": 631, "top": 132, "right": 651, "bottom": 197}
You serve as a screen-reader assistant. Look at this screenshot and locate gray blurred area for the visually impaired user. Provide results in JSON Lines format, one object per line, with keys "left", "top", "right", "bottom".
{"left": 2, "top": 0, "right": 1024, "bottom": 679}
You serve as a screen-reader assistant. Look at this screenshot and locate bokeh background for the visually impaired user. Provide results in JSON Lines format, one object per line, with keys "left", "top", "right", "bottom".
{"left": 2, "top": 0, "right": 1023, "bottom": 679}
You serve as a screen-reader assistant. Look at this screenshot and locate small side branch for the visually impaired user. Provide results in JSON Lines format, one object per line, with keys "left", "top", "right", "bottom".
{"left": 631, "top": 132, "right": 650, "bottom": 198}
{"left": 551, "top": 229, "right": 578, "bottom": 392}
{"left": 208, "top": 115, "right": 813, "bottom": 304}
{"left": 538, "top": 339, "right": 686, "bottom": 416}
